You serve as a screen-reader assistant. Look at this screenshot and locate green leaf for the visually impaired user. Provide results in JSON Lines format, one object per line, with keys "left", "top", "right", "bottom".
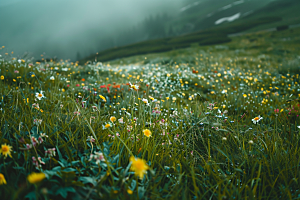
{"left": 78, "top": 176, "right": 97, "bottom": 186}
{"left": 55, "top": 187, "right": 76, "bottom": 198}
{"left": 25, "top": 191, "right": 36, "bottom": 200}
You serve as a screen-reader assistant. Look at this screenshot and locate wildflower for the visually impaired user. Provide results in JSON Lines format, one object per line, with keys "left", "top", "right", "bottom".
{"left": 143, "top": 129, "right": 152, "bottom": 137}
{"left": 0, "top": 144, "right": 12, "bottom": 158}
{"left": 129, "top": 156, "right": 149, "bottom": 179}
{"left": 33, "top": 119, "right": 42, "bottom": 126}
{"left": 142, "top": 98, "right": 148, "bottom": 104}
{"left": 35, "top": 91, "right": 45, "bottom": 100}
{"left": 131, "top": 85, "right": 139, "bottom": 90}
{"left": 110, "top": 116, "right": 116, "bottom": 123}
{"left": 249, "top": 140, "right": 254, "bottom": 144}
{"left": 127, "top": 189, "right": 133, "bottom": 195}
{"left": 50, "top": 76, "right": 55, "bottom": 80}
{"left": 104, "top": 123, "right": 111, "bottom": 129}
{"left": 1, "top": 75, "right": 4, "bottom": 80}
{"left": 74, "top": 111, "right": 81, "bottom": 116}
{"left": 99, "top": 95, "right": 106, "bottom": 102}
{"left": 89, "top": 152, "right": 105, "bottom": 164}
{"left": 252, "top": 116, "right": 263, "bottom": 124}
{"left": 222, "top": 137, "right": 227, "bottom": 141}
{"left": 118, "top": 118, "right": 124, "bottom": 123}
{"left": 32, "top": 156, "right": 45, "bottom": 168}
{"left": 45, "top": 148, "right": 56, "bottom": 157}
{"left": 87, "top": 136, "right": 95, "bottom": 143}
{"left": 0, "top": 173, "right": 7, "bottom": 185}
{"left": 27, "top": 172, "right": 46, "bottom": 184}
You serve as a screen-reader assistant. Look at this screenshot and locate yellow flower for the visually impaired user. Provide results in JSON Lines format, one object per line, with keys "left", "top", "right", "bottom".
{"left": 0, "top": 144, "right": 12, "bottom": 158}
{"left": 99, "top": 95, "right": 106, "bottom": 102}
{"left": 127, "top": 189, "right": 133, "bottom": 194}
{"left": 110, "top": 116, "right": 116, "bottom": 123}
{"left": 130, "top": 156, "right": 149, "bottom": 179}
{"left": 27, "top": 172, "right": 46, "bottom": 184}
{"left": 105, "top": 124, "right": 111, "bottom": 128}
{"left": 0, "top": 75, "right": 4, "bottom": 80}
{"left": 143, "top": 129, "right": 152, "bottom": 137}
{"left": 31, "top": 74, "right": 35, "bottom": 78}
{"left": 0, "top": 173, "right": 7, "bottom": 185}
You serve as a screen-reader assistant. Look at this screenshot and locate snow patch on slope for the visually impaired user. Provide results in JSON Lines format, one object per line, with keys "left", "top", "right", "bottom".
{"left": 215, "top": 13, "right": 241, "bottom": 25}
{"left": 180, "top": 1, "right": 201, "bottom": 12}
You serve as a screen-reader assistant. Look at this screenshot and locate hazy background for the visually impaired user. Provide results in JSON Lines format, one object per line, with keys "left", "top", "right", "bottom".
{"left": 2, "top": 0, "right": 298, "bottom": 62}
{"left": 0, "top": 0, "right": 187, "bottom": 61}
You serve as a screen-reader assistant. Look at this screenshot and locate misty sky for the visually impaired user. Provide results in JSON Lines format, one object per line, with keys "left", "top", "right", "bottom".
{"left": 0, "top": 0, "right": 185, "bottom": 61}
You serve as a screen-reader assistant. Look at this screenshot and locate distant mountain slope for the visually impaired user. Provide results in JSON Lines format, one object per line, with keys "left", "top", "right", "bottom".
{"left": 80, "top": 0, "right": 300, "bottom": 64}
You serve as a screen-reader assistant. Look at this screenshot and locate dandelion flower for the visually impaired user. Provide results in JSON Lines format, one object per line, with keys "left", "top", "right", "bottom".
{"left": 0, "top": 173, "right": 7, "bottom": 185}
{"left": 110, "top": 116, "right": 116, "bottom": 123}
{"left": 0, "top": 75, "right": 4, "bottom": 80}
{"left": 127, "top": 189, "right": 133, "bottom": 194}
{"left": 0, "top": 144, "right": 12, "bottom": 158}
{"left": 27, "top": 172, "right": 46, "bottom": 184}
{"left": 143, "top": 129, "right": 152, "bottom": 137}
{"left": 252, "top": 116, "right": 263, "bottom": 124}
{"left": 35, "top": 91, "right": 45, "bottom": 100}
{"left": 130, "top": 156, "right": 149, "bottom": 179}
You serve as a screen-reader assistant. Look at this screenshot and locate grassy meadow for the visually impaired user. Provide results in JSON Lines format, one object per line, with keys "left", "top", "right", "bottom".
{"left": 1, "top": 27, "right": 300, "bottom": 199}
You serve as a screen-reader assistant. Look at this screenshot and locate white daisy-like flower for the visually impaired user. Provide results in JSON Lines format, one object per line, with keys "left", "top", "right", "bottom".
{"left": 35, "top": 91, "right": 45, "bottom": 100}
{"left": 50, "top": 76, "right": 55, "bottom": 80}
{"left": 249, "top": 140, "right": 254, "bottom": 144}
{"left": 129, "top": 82, "right": 139, "bottom": 90}
{"left": 252, "top": 116, "right": 263, "bottom": 124}
{"left": 142, "top": 98, "right": 148, "bottom": 104}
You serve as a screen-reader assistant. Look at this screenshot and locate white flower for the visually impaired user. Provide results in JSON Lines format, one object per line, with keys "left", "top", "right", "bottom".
{"left": 118, "top": 118, "right": 124, "bottom": 124}
{"left": 249, "top": 140, "right": 254, "bottom": 144}
{"left": 129, "top": 82, "right": 139, "bottom": 90}
{"left": 35, "top": 91, "right": 45, "bottom": 100}
{"left": 222, "top": 137, "right": 227, "bottom": 141}
{"left": 252, "top": 116, "right": 263, "bottom": 124}
{"left": 50, "top": 76, "right": 55, "bottom": 80}
{"left": 142, "top": 98, "right": 148, "bottom": 104}
{"left": 297, "top": 126, "right": 300, "bottom": 129}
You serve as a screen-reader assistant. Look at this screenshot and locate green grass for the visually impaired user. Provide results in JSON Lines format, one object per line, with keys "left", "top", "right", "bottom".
{"left": 0, "top": 27, "right": 300, "bottom": 199}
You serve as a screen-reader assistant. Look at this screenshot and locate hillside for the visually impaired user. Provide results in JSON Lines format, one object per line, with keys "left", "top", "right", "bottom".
{"left": 79, "top": 0, "right": 300, "bottom": 64}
